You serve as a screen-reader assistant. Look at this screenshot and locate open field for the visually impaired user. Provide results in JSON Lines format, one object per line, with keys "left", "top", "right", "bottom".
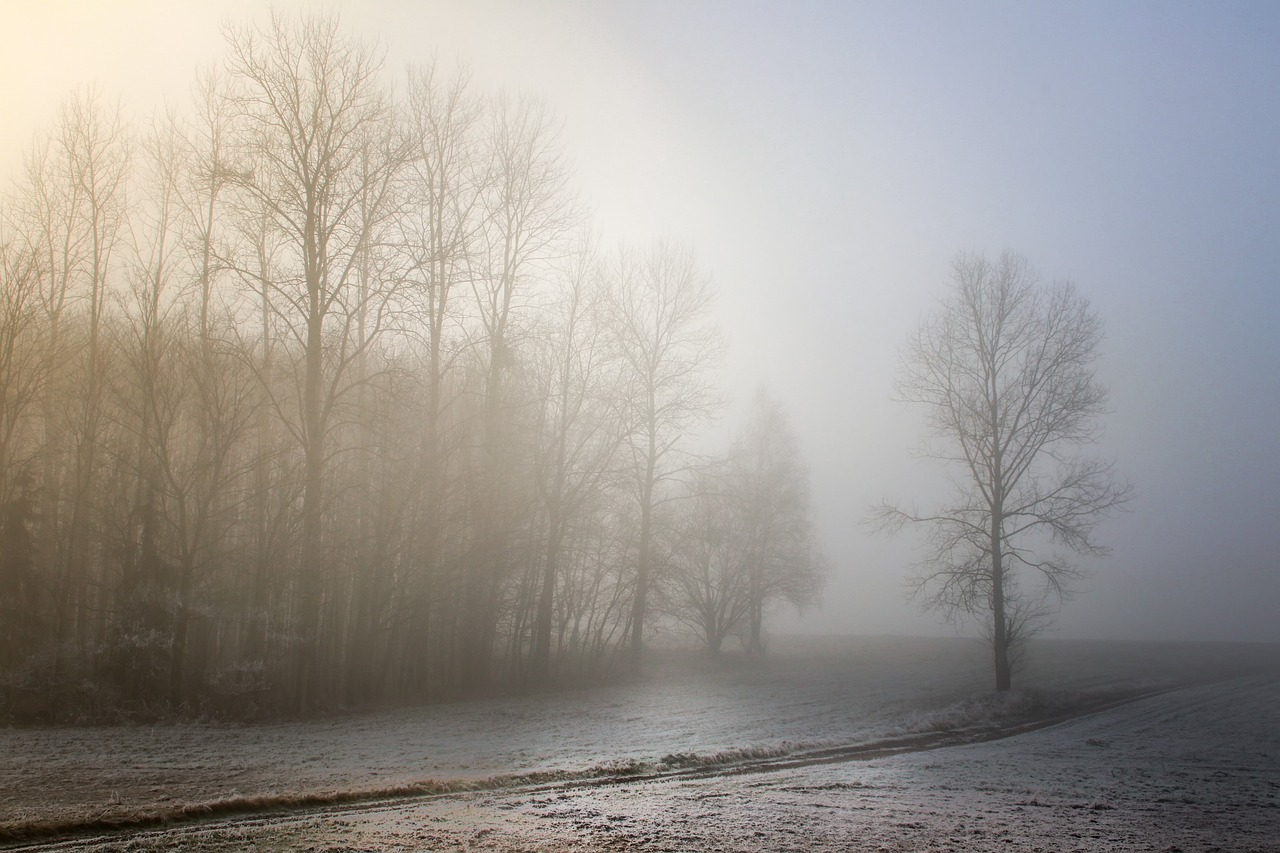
{"left": 3, "top": 637, "right": 1278, "bottom": 850}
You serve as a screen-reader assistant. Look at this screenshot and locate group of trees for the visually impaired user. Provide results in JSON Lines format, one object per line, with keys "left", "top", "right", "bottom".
{"left": 0, "top": 13, "right": 823, "bottom": 720}
{"left": 0, "top": 10, "right": 1132, "bottom": 715}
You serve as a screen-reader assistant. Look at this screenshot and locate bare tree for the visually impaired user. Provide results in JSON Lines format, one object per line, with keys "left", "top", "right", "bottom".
{"left": 164, "top": 70, "right": 246, "bottom": 709}
{"left": 402, "top": 60, "right": 484, "bottom": 442}
{"left": 42, "top": 90, "right": 131, "bottom": 673}
{"left": 222, "top": 11, "right": 405, "bottom": 710}
{"left": 2, "top": 94, "right": 131, "bottom": 712}
{"left": 460, "top": 92, "right": 575, "bottom": 686}
{"left": 0, "top": 235, "right": 48, "bottom": 699}
{"left": 662, "top": 391, "right": 824, "bottom": 656}
{"left": 396, "top": 62, "right": 486, "bottom": 693}
{"left": 662, "top": 465, "right": 749, "bottom": 654}
{"left": 525, "top": 236, "right": 624, "bottom": 680}
{"left": 109, "top": 113, "right": 189, "bottom": 702}
{"left": 607, "top": 239, "right": 722, "bottom": 670}
{"left": 730, "top": 388, "right": 825, "bottom": 654}
{"left": 875, "top": 251, "right": 1131, "bottom": 691}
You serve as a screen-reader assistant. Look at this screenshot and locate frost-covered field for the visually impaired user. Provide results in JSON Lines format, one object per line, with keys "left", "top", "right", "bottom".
{"left": 3, "top": 636, "right": 1278, "bottom": 850}
{"left": 190, "top": 673, "right": 1268, "bottom": 853}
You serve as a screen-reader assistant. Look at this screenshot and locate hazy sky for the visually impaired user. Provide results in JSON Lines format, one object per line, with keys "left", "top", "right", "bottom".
{"left": 4, "top": 0, "right": 1278, "bottom": 643}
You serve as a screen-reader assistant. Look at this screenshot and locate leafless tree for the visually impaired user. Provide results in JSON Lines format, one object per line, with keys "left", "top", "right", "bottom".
{"left": 0, "top": 234, "right": 47, "bottom": 696}
{"left": 730, "top": 388, "right": 826, "bottom": 654}
{"left": 662, "top": 390, "right": 824, "bottom": 655}
{"left": 106, "top": 113, "right": 190, "bottom": 701}
{"left": 662, "top": 465, "right": 749, "bottom": 654}
{"left": 395, "top": 61, "right": 486, "bottom": 692}
{"left": 402, "top": 60, "right": 484, "bottom": 437}
{"left": 221, "top": 10, "right": 406, "bottom": 710}
{"left": 525, "top": 236, "right": 625, "bottom": 680}
{"left": 875, "top": 251, "right": 1131, "bottom": 691}
{"left": 460, "top": 92, "right": 575, "bottom": 685}
{"left": 38, "top": 90, "right": 131, "bottom": 672}
{"left": 606, "top": 239, "right": 722, "bottom": 670}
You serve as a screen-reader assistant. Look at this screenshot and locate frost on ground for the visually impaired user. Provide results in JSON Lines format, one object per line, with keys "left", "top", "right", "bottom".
{"left": 39, "top": 673, "right": 1279, "bottom": 853}
{"left": 2, "top": 637, "right": 1277, "bottom": 850}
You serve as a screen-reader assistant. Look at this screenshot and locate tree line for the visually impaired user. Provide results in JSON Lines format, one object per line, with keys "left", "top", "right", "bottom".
{"left": 0, "top": 12, "right": 824, "bottom": 721}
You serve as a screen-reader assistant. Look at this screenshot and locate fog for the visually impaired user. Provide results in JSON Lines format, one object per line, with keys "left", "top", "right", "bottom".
{"left": 3, "top": 0, "right": 1277, "bottom": 661}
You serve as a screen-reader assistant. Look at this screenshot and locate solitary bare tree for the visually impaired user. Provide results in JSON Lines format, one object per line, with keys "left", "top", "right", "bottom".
{"left": 876, "top": 251, "right": 1130, "bottom": 691}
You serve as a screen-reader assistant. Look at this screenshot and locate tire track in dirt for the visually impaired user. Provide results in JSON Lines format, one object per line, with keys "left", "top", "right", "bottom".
{"left": 0, "top": 679, "right": 1212, "bottom": 852}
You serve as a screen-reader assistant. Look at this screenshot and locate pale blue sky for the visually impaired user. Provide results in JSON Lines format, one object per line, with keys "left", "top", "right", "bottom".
{"left": 4, "top": 0, "right": 1278, "bottom": 641}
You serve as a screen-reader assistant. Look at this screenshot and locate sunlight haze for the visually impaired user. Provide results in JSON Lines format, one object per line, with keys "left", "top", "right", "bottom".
{"left": 3, "top": 0, "right": 1278, "bottom": 644}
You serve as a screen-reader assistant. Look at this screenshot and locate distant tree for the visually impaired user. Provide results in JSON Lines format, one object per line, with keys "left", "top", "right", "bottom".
{"left": 730, "top": 389, "right": 825, "bottom": 654}
{"left": 664, "top": 391, "right": 824, "bottom": 655}
{"left": 875, "top": 251, "right": 1131, "bottom": 691}
{"left": 663, "top": 466, "right": 748, "bottom": 655}
{"left": 45, "top": 90, "right": 131, "bottom": 672}
{"left": 108, "top": 114, "right": 189, "bottom": 704}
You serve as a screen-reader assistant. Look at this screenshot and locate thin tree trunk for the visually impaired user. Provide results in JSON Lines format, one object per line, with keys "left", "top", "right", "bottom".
{"left": 990, "top": 509, "right": 1011, "bottom": 692}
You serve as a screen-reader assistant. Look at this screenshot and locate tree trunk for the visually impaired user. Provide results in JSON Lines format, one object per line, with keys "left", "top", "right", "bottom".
{"left": 628, "top": 468, "right": 654, "bottom": 671}
{"left": 529, "top": 524, "right": 562, "bottom": 682}
{"left": 747, "top": 597, "right": 764, "bottom": 656}
{"left": 296, "top": 307, "right": 326, "bottom": 712}
{"left": 990, "top": 512, "right": 1011, "bottom": 692}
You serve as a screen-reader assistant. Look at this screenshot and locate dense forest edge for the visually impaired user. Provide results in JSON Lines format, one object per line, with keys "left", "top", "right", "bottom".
{"left": 0, "top": 11, "right": 827, "bottom": 723}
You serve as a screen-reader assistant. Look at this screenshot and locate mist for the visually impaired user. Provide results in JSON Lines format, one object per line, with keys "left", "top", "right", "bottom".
{"left": 3, "top": 7, "right": 1280, "bottom": 850}
{"left": 1, "top": 0, "right": 1278, "bottom": 734}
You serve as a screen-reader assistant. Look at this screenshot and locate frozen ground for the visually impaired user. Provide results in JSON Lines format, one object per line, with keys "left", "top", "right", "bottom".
{"left": 15, "top": 673, "right": 1279, "bottom": 852}
{"left": 2, "top": 636, "right": 1278, "bottom": 850}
